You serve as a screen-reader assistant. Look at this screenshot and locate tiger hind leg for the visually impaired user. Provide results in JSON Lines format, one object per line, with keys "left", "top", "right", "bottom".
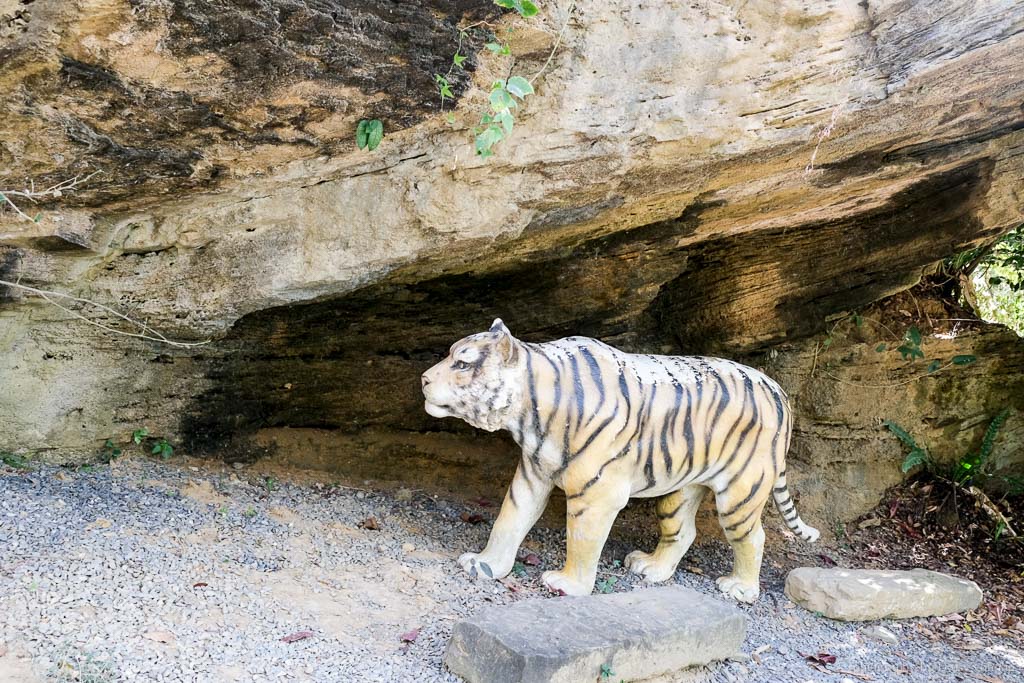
{"left": 714, "top": 483, "right": 770, "bottom": 603}
{"left": 625, "top": 485, "right": 706, "bottom": 583}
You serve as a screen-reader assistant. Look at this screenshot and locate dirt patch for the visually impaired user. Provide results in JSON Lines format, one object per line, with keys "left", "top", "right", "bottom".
{"left": 179, "top": 479, "right": 230, "bottom": 507}
{"left": 0, "top": 643, "right": 42, "bottom": 683}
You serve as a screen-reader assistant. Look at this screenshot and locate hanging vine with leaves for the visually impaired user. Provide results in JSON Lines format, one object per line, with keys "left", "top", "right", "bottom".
{"left": 436, "top": 0, "right": 574, "bottom": 158}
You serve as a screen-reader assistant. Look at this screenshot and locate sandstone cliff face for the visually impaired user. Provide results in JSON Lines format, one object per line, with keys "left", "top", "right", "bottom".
{"left": 1, "top": 0, "right": 1022, "bottom": 521}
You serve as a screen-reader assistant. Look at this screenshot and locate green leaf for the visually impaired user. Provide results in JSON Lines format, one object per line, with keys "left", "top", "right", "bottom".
{"left": 475, "top": 126, "right": 504, "bottom": 155}
{"left": 505, "top": 75, "right": 534, "bottom": 99}
{"left": 897, "top": 344, "right": 924, "bottom": 361}
{"left": 852, "top": 312, "right": 863, "bottom": 328}
{"left": 822, "top": 336, "right": 833, "bottom": 350}
{"left": 883, "top": 420, "right": 920, "bottom": 451}
{"left": 453, "top": 53, "right": 467, "bottom": 68}
{"left": 356, "top": 119, "right": 369, "bottom": 150}
{"left": 978, "top": 408, "right": 1010, "bottom": 463}
{"left": 875, "top": 343, "right": 887, "bottom": 352}
{"left": 493, "top": 0, "right": 515, "bottom": 7}
{"left": 952, "top": 354, "right": 977, "bottom": 365}
{"left": 907, "top": 326, "right": 922, "bottom": 346}
{"left": 445, "top": 112, "right": 456, "bottom": 124}
{"left": 901, "top": 449, "right": 928, "bottom": 473}
{"left": 518, "top": 0, "right": 539, "bottom": 17}
{"left": 485, "top": 42, "right": 505, "bottom": 54}
{"left": 365, "top": 119, "right": 384, "bottom": 151}
{"left": 489, "top": 86, "right": 516, "bottom": 111}
{"left": 927, "top": 360, "right": 941, "bottom": 373}
{"left": 33, "top": 213, "right": 41, "bottom": 223}
{"left": 152, "top": 443, "right": 162, "bottom": 455}
{"left": 496, "top": 109, "right": 514, "bottom": 135}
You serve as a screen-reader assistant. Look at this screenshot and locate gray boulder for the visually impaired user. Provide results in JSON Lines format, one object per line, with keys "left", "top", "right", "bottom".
{"left": 785, "top": 567, "right": 983, "bottom": 621}
{"left": 444, "top": 585, "right": 747, "bottom": 683}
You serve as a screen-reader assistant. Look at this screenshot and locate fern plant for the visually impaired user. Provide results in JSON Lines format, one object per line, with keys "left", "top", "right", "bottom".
{"left": 883, "top": 421, "right": 933, "bottom": 473}
{"left": 951, "top": 409, "right": 1010, "bottom": 486}
{"left": 884, "top": 409, "right": 1011, "bottom": 485}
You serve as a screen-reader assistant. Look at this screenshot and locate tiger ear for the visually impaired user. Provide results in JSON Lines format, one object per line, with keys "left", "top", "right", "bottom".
{"left": 490, "top": 318, "right": 516, "bottom": 363}
{"left": 489, "top": 318, "right": 510, "bottom": 335}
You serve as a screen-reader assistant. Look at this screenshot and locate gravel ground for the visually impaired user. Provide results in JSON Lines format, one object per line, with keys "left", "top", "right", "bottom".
{"left": 1, "top": 457, "right": 1022, "bottom": 683}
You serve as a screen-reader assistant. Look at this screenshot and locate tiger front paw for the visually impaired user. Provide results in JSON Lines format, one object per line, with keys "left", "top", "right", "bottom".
{"left": 458, "top": 552, "right": 510, "bottom": 580}
{"left": 541, "top": 570, "right": 592, "bottom": 596}
{"left": 624, "top": 550, "right": 678, "bottom": 583}
{"left": 715, "top": 574, "right": 760, "bottom": 603}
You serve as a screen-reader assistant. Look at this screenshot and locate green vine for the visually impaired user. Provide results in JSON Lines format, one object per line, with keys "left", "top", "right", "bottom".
{"left": 437, "top": 0, "right": 574, "bottom": 158}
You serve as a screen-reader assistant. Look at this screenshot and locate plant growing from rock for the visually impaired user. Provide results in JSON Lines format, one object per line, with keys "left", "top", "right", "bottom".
{"left": 151, "top": 438, "right": 174, "bottom": 460}
{"left": 355, "top": 119, "right": 384, "bottom": 151}
{"left": 101, "top": 439, "right": 122, "bottom": 463}
{"left": 885, "top": 410, "right": 1010, "bottom": 485}
{"left": 1, "top": 450, "right": 32, "bottom": 470}
{"left": 814, "top": 310, "right": 979, "bottom": 387}
{"left": 436, "top": 0, "right": 575, "bottom": 158}
{"left": 884, "top": 410, "right": 1016, "bottom": 536}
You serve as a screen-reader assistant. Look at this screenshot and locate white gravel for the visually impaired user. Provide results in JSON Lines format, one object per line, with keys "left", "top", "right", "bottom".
{"left": 1, "top": 457, "right": 1021, "bottom": 682}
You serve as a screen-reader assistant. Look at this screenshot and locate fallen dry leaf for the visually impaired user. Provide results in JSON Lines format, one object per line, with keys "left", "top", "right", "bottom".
{"left": 460, "top": 512, "right": 484, "bottom": 524}
{"left": 800, "top": 651, "right": 837, "bottom": 666}
{"left": 521, "top": 553, "right": 541, "bottom": 566}
{"left": 400, "top": 628, "right": 419, "bottom": 644}
{"left": 358, "top": 517, "right": 380, "bottom": 531}
{"left": 86, "top": 518, "right": 112, "bottom": 530}
{"left": 192, "top": 582, "right": 209, "bottom": 589}
{"left": 281, "top": 630, "right": 313, "bottom": 643}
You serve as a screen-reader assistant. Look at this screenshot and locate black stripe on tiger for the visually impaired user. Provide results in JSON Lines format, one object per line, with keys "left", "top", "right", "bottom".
{"left": 721, "top": 470, "right": 767, "bottom": 519}
{"left": 580, "top": 347, "right": 606, "bottom": 427}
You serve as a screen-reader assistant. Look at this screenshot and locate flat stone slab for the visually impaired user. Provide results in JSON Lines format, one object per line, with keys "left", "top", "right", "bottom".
{"left": 444, "top": 586, "right": 747, "bottom": 683}
{"left": 785, "top": 567, "right": 983, "bottom": 621}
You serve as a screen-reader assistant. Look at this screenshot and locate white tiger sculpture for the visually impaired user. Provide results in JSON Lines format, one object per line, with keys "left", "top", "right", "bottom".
{"left": 421, "top": 319, "right": 818, "bottom": 602}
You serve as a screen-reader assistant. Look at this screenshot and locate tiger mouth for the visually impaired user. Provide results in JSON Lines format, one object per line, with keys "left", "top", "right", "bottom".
{"left": 424, "top": 400, "right": 454, "bottom": 418}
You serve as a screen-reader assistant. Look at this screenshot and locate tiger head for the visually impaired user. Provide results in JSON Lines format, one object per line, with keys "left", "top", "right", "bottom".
{"left": 421, "top": 318, "right": 522, "bottom": 432}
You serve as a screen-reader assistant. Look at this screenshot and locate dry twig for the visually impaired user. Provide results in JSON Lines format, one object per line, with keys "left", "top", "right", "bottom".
{"left": 0, "top": 279, "right": 209, "bottom": 348}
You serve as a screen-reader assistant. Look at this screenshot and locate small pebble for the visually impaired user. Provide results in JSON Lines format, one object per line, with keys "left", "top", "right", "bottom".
{"left": 862, "top": 625, "right": 899, "bottom": 646}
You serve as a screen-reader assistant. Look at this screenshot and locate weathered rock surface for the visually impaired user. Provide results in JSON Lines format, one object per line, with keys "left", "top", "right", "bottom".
{"left": 444, "top": 585, "right": 747, "bottom": 683}
{"left": 1, "top": 1, "right": 1022, "bottom": 522}
{"left": 785, "top": 567, "right": 983, "bottom": 621}
{"left": 761, "top": 288, "right": 1024, "bottom": 522}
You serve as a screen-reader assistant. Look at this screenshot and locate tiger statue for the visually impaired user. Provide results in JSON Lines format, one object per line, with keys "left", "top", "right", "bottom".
{"left": 421, "top": 319, "right": 818, "bottom": 603}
